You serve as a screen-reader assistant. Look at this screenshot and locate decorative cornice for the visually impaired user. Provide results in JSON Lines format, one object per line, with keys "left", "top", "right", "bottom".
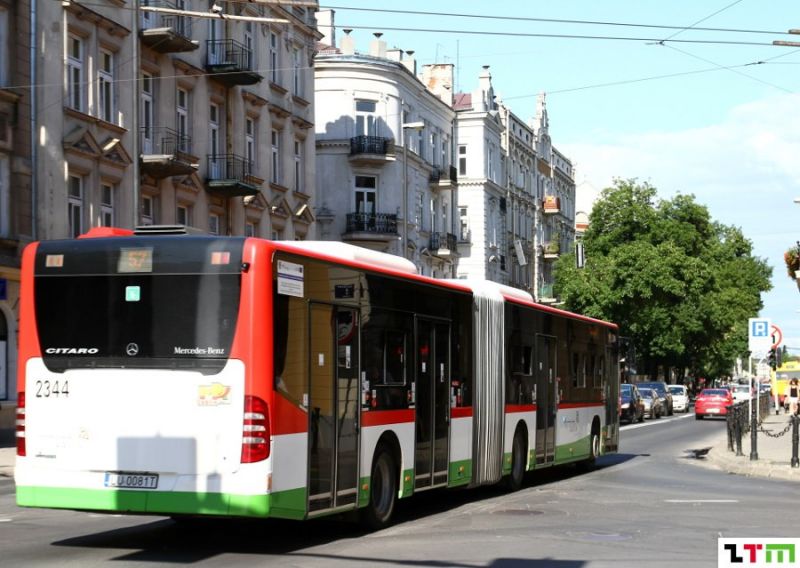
{"left": 65, "top": 2, "right": 131, "bottom": 36}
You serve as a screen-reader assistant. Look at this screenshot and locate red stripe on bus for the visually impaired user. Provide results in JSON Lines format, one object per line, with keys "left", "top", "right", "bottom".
{"left": 450, "top": 407, "right": 473, "bottom": 419}
{"left": 505, "top": 404, "right": 537, "bottom": 414}
{"left": 361, "top": 409, "right": 415, "bottom": 427}
{"left": 559, "top": 402, "right": 604, "bottom": 409}
{"left": 272, "top": 393, "right": 308, "bottom": 435}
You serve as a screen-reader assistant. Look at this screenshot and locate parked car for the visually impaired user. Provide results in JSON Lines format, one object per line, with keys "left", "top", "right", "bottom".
{"left": 731, "top": 384, "right": 753, "bottom": 404}
{"left": 639, "top": 387, "right": 664, "bottom": 419}
{"left": 637, "top": 381, "right": 674, "bottom": 415}
{"left": 667, "top": 384, "right": 690, "bottom": 413}
{"left": 695, "top": 388, "right": 734, "bottom": 420}
{"left": 620, "top": 384, "right": 645, "bottom": 424}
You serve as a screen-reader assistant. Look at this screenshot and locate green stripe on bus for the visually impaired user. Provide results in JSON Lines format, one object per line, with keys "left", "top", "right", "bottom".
{"left": 553, "top": 435, "right": 592, "bottom": 463}
{"left": 16, "top": 486, "right": 307, "bottom": 520}
{"left": 447, "top": 459, "right": 471, "bottom": 487}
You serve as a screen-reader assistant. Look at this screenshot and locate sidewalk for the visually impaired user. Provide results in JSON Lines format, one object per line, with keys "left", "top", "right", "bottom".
{"left": 697, "top": 411, "right": 800, "bottom": 482}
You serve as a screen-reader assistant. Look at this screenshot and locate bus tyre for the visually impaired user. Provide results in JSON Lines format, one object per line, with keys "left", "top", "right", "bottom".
{"left": 361, "top": 448, "right": 397, "bottom": 530}
{"left": 506, "top": 430, "right": 526, "bottom": 492}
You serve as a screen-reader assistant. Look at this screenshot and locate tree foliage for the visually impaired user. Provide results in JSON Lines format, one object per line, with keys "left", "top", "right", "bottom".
{"left": 554, "top": 179, "right": 772, "bottom": 380}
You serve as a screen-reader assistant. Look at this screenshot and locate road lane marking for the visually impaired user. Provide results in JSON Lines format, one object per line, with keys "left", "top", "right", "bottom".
{"left": 664, "top": 499, "right": 739, "bottom": 503}
{"left": 623, "top": 412, "right": 695, "bottom": 430}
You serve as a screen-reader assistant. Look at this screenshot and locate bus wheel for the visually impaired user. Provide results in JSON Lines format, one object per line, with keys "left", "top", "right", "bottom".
{"left": 361, "top": 448, "right": 397, "bottom": 530}
{"left": 506, "top": 429, "right": 526, "bottom": 491}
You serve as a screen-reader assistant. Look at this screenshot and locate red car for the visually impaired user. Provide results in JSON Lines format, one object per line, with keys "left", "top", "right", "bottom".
{"left": 695, "top": 388, "right": 734, "bottom": 420}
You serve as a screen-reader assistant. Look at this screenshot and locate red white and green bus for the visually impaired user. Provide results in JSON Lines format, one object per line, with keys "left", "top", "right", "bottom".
{"left": 15, "top": 227, "right": 619, "bottom": 527}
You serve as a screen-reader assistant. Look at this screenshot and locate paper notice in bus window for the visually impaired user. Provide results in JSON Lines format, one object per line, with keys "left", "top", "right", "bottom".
{"left": 277, "top": 260, "right": 304, "bottom": 297}
{"left": 46, "top": 254, "right": 64, "bottom": 268}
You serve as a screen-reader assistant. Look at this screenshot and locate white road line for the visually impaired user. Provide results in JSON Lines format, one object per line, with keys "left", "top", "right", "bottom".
{"left": 664, "top": 499, "right": 739, "bottom": 503}
{"left": 623, "top": 412, "right": 695, "bottom": 430}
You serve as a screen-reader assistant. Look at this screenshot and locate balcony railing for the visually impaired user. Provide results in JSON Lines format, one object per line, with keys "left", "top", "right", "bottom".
{"left": 206, "top": 39, "right": 261, "bottom": 86}
{"left": 140, "top": 0, "right": 197, "bottom": 53}
{"left": 140, "top": 127, "right": 197, "bottom": 178}
{"left": 345, "top": 212, "right": 398, "bottom": 234}
{"left": 141, "top": 126, "right": 191, "bottom": 155}
{"left": 430, "top": 232, "right": 457, "bottom": 254}
{"left": 206, "top": 154, "right": 259, "bottom": 196}
{"left": 350, "top": 135, "right": 394, "bottom": 156}
{"left": 429, "top": 165, "right": 458, "bottom": 184}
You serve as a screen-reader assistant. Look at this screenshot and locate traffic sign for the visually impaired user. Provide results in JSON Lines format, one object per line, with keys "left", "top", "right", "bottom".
{"left": 748, "top": 317, "right": 772, "bottom": 355}
{"left": 771, "top": 324, "right": 783, "bottom": 349}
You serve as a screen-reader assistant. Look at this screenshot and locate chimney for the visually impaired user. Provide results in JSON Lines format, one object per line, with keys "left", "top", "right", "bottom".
{"left": 402, "top": 49, "right": 416, "bottom": 75}
{"left": 340, "top": 28, "right": 355, "bottom": 55}
{"left": 369, "top": 32, "right": 387, "bottom": 59}
{"left": 421, "top": 63, "right": 454, "bottom": 107}
{"left": 316, "top": 9, "right": 335, "bottom": 48}
{"left": 387, "top": 48, "right": 404, "bottom": 62}
{"left": 475, "top": 65, "right": 494, "bottom": 111}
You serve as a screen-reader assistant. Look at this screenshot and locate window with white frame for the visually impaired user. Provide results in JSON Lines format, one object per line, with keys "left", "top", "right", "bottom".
{"left": 176, "top": 87, "right": 189, "bottom": 151}
{"left": 269, "top": 32, "right": 279, "bottom": 84}
{"left": 141, "top": 194, "right": 156, "bottom": 225}
{"left": 245, "top": 116, "right": 256, "bottom": 167}
{"left": 209, "top": 103, "right": 220, "bottom": 177}
{"left": 292, "top": 46, "right": 303, "bottom": 96}
{"left": 176, "top": 204, "right": 191, "bottom": 227}
{"left": 271, "top": 129, "right": 280, "bottom": 184}
{"left": 68, "top": 175, "right": 84, "bottom": 238}
{"left": 271, "top": 229, "right": 283, "bottom": 241}
{"left": 245, "top": 221, "right": 257, "bottom": 237}
{"left": 458, "top": 145, "right": 467, "bottom": 177}
{"left": 415, "top": 192, "right": 424, "bottom": 228}
{"left": 0, "top": 8, "right": 8, "bottom": 88}
{"left": 293, "top": 139, "right": 302, "bottom": 192}
{"left": 208, "top": 213, "right": 220, "bottom": 235}
{"left": 354, "top": 175, "right": 376, "bottom": 218}
{"left": 98, "top": 49, "right": 115, "bottom": 123}
{"left": 244, "top": 21, "right": 254, "bottom": 69}
{"left": 141, "top": 72, "right": 155, "bottom": 154}
{"left": 0, "top": 155, "right": 9, "bottom": 238}
{"left": 67, "top": 35, "right": 85, "bottom": 112}
{"left": 355, "top": 100, "right": 377, "bottom": 137}
{"left": 459, "top": 206, "right": 469, "bottom": 241}
{"left": 100, "top": 183, "right": 114, "bottom": 227}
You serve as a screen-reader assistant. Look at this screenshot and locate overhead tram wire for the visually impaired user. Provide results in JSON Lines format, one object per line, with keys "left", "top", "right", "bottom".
{"left": 659, "top": 0, "right": 747, "bottom": 42}
{"left": 312, "top": 4, "right": 788, "bottom": 37}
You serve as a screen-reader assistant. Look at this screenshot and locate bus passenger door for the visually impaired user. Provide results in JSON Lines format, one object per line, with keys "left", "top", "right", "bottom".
{"left": 414, "top": 318, "right": 450, "bottom": 489}
{"left": 308, "top": 303, "right": 360, "bottom": 514}
{"left": 535, "top": 334, "right": 557, "bottom": 465}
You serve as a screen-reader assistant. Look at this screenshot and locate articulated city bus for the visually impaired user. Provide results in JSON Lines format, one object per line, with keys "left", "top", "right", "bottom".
{"left": 16, "top": 227, "right": 619, "bottom": 527}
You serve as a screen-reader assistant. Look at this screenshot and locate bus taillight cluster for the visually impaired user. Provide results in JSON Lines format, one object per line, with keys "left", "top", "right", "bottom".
{"left": 16, "top": 391, "right": 26, "bottom": 457}
{"left": 241, "top": 395, "right": 270, "bottom": 463}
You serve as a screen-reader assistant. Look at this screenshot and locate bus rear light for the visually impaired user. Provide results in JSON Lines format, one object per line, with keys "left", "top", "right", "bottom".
{"left": 16, "top": 392, "right": 26, "bottom": 457}
{"left": 241, "top": 395, "right": 270, "bottom": 463}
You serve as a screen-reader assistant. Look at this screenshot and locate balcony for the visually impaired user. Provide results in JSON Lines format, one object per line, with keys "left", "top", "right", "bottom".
{"left": 539, "top": 282, "right": 557, "bottom": 303}
{"left": 206, "top": 154, "right": 260, "bottom": 197}
{"left": 348, "top": 136, "right": 395, "bottom": 166}
{"left": 343, "top": 212, "right": 398, "bottom": 248}
{"left": 429, "top": 165, "right": 458, "bottom": 190}
{"left": 543, "top": 241, "right": 560, "bottom": 259}
{"left": 140, "top": 127, "right": 198, "bottom": 178}
{"left": 206, "top": 39, "right": 262, "bottom": 86}
{"left": 430, "top": 232, "right": 457, "bottom": 257}
{"left": 543, "top": 195, "right": 560, "bottom": 214}
{"left": 140, "top": 1, "right": 198, "bottom": 53}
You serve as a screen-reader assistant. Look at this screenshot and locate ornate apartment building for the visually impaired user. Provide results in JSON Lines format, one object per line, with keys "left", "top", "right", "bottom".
{"left": 314, "top": 13, "right": 459, "bottom": 278}
{"left": 0, "top": 0, "right": 321, "bottom": 420}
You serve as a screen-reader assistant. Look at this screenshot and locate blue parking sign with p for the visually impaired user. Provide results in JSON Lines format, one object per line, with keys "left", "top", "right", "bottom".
{"left": 751, "top": 320, "right": 769, "bottom": 337}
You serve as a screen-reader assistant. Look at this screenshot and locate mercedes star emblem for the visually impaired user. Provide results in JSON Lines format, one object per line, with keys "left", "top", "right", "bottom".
{"left": 126, "top": 342, "right": 139, "bottom": 357}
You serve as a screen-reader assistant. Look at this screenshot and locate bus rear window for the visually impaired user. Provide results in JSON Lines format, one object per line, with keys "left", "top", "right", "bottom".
{"left": 34, "top": 236, "right": 244, "bottom": 374}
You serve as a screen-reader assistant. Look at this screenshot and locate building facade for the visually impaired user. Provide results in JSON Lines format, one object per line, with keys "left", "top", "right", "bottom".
{"left": 0, "top": 0, "right": 33, "bottom": 418}
{"left": 35, "top": 0, "right": 320, "bottom": 242}
{"left": 314, "top": 18, "right": 458, "bottom": 278}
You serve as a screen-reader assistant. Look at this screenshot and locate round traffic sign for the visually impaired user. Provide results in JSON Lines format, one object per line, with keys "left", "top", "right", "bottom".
{"left": 771, "top": 324, "right": 783, "bottom": 349}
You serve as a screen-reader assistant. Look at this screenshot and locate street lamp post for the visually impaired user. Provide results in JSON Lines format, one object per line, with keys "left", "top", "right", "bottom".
{"left": 401, "top": 121, "right": 424, "bottom": 260}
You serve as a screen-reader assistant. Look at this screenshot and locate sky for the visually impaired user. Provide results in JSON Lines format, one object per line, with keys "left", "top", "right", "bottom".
{"left": 322, "top": 0, "right": 800, "bottom": 355}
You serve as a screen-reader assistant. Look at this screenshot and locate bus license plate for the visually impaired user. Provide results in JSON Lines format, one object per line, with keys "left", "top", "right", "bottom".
{"left": 104, "top": 472, "right": 159, "bottom": 490}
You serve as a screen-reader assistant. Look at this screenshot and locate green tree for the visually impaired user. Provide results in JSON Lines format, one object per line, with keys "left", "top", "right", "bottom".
{"left": 554, "top": 179, "right": 772, "bottom": 380}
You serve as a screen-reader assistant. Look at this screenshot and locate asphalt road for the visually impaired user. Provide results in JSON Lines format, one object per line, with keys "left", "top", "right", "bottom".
{"left": 2, "top": 414, "right": 798, "bottom": 567}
